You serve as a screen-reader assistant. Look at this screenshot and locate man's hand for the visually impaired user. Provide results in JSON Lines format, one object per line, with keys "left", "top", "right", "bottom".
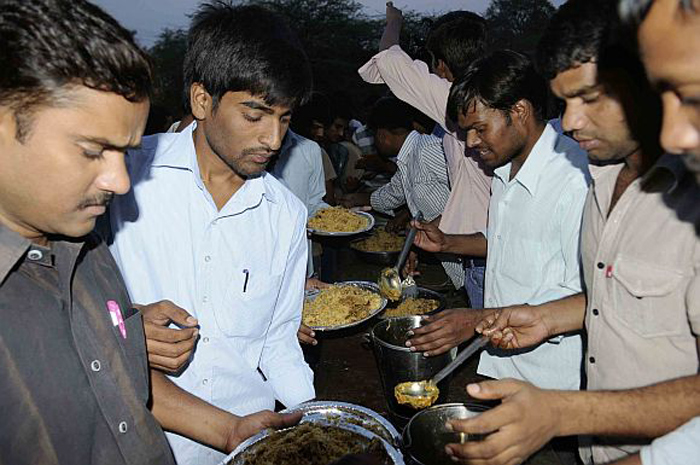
{"left": 412, "top": 219, "right": 448, "bottom": 253}
{"left": 477, "top": 305, "right": 552, "bottom": 350}
{"left": 298, "top": 324, "right": 317, "bottom": 346}
{"left": 385, "top": 209, "right": 410, "bottom": 234}
{"left": 138, "top": 300, "right": 199, "bottom": 373}
{"left": 445, "top": 380, "right": 562, "bottom": 465}
{"left": 386, "top": 1, "right": 403, "bottom": 26}
{"left": 406, "top": 308, "right": 490, "bottom": 356}
{"left": 224, "top": 410, "right": 303, "bottom": 452}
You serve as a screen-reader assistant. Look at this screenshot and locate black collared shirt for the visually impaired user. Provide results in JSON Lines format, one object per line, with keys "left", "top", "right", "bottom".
{"left": 0, "top": 226, "right": 174, "bottom": 465}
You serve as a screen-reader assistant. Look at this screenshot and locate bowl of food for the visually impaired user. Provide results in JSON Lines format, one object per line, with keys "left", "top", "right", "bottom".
{"left": 303, "top": 281, "right": 387, "bottom": 331}
{"left": 308, "top": 207, "right": 375, "bottom": 236}
{"left": 380, "top": 288, "right": 446, "bottom": 319}
{"left": 350, "top": 229, "right": 404, "bottom": 265}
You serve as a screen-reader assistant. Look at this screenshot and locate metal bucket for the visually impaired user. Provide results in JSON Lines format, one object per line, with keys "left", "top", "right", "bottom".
{"left": 402, "top": 403, "right": 488, "bottom": 465}
{"left": 369, "top": 316, "right": 456, "bottom": 421}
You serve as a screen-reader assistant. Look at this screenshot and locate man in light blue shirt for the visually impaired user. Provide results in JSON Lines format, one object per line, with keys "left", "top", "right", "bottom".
{"left": 408, "top": 51, "right": 590, "bottom": 391}
{"left": 108, "top": 4, "right": 314, "bottom": 464}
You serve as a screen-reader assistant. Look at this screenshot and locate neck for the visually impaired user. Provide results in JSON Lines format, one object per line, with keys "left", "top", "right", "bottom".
{"left": 510, "top": 121, "right": 546, "bottom": 180}
{"left": 623, "top": 141, "right": 662, "bottom": 179}
{"left": 0, "top": 212, "right": 49, "bottom": 246}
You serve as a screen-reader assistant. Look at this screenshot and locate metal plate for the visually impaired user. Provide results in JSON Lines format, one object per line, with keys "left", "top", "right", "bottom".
{"left": 349, "top": 236, "right": 400, "bottom": 266}
{"left": 281, "top": 400, "right": 401, "bottom": 446}
{"left": 307, "top": 210, "right": 375, "bottom": 237}
{"left": 222, "top": 418, "right": 405, "bottom": 465}
{"left": 304, "top": 281, "right": 387, "bottom": 332}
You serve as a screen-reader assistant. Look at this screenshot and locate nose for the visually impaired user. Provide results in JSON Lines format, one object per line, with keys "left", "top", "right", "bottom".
{"left": 466, "top": 130, "right": 481, "bottom": 149}
{"left": 561, "top": 101, "right": 586, "bottom": 133}
{"left": 660, "top": 93, "right": 700, "bottom": 155}
{"left": 96, "top": 151, "right": 131, "bottom": 195}
{"left": 260, "top": 119, "right": 287, "bottom": 152}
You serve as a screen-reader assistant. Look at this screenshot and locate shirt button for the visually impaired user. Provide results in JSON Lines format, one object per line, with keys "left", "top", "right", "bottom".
{"left": 597, "top": 262, "right": 605, "bottom": 270}
{"left": 27, "top": 250, "right": 43, "bottom": 261}
{"left": 118, "top": 421, "right": 128, "bottom": 434}
{"left": 204, "top": 255, "right": 211, "bottom": 262}
{"left": 589, "top": 356, "right": 596, "bottom": 364}
{"left": 202, "top": 296, "right": 208, "bottom": 303}
{"left": 592, "top": 309, "right": 599, "bottom": 316}
{"left": 202, "top": 336, "right": 210, "bottom": 343}
{"left": 90, "top": 360, "right": 101, "bottom": 372}
{"left": 202, "top": 378, "right": 209, "bottom": 386}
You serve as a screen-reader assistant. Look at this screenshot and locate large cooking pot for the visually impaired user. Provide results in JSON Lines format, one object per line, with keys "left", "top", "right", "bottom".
{"left": 368, "top": 316, "right": 456, "bottom": 420}
{"left": 402, "top": 403, "right": 488, "bottom": 465}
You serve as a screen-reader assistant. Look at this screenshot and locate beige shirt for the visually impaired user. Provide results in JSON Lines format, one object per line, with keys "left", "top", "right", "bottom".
{"left": 580, "top": 155, "right": 700, "bottom": 464}
{"left": 358, "top": 45, "right": 492, "bottom": 235}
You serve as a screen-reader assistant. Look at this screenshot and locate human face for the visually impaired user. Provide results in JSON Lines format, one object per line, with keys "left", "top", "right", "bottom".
{"left": 639, "top": 0, "right": 700, "bottom": 179}
{"left": 457, "top": 100, "right": 525, "bottom": 169}
{"left": 550, "top": 62, "right": 639, "bottom": 163}
{"left": 200, "top": 91, "right": 292, "bottom": 179}
{"left": 0, "top": 87, "right": 148, "bottom": 243}
{"left": 326, "top": 117, "right": 347, "bottom": 144}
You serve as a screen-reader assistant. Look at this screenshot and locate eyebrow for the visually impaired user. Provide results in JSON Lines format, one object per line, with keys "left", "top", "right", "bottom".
{"left": 241, "top": 100, "right": 292, "bottom": 117}
{"left": 76, "top": 136, "right": 141, "bottom": 151}
{"left": 561, "top": 84, "right": 602, "bottom": 99}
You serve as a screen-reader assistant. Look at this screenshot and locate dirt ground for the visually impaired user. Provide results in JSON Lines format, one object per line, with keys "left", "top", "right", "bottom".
{"left": 307, "top": 239, "right": 568, "bottom": 465}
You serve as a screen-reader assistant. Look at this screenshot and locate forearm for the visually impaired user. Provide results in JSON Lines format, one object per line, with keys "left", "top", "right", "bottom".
{"left": 552, "top": 375, "right": 700, "bottom": 438}
{"left": 151, "top": 370, "right": 236, "bottom": 452}
{"left": 540, "top": 293, "right": 586, "bottom": 335}
{"left": 442, "top": 233, "right": 487, "bottom": 257}
{"left": 379, "top": 18, "right": 401, "bottom": 51}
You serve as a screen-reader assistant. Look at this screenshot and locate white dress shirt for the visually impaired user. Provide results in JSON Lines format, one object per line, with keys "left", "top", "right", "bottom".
{"left": 478, "top": 124, "right": 590, "bottom": 390}
{"left": 641, "top": 417, "right": 700, "bottom": 465}
{"left": 108, "top": 123, "right": 315, "bottom": 465}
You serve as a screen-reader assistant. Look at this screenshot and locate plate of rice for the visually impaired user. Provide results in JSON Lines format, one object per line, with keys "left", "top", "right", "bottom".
{"left": 303, "top": 281, "right": 387, "bottom": 331}
{"left": 307, "top": 207, "right": 374, "bottom": 236}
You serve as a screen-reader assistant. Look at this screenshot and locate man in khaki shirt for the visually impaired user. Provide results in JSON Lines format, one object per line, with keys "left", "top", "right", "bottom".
{"left": 437, "top": 2, "right": 700, "bottom": 464}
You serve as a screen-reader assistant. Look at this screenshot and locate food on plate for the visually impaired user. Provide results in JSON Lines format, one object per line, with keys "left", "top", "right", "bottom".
{"left": 303, "top": 285, "right": 382, "bottom": 328}
{"left": 353, "top": 229, "right": 403, "bottom": 252}
{"left": 308, "top": 207, "right": 369, "bottom": 233}
{"left": 383, "top": 298, "right": 439, "bottom": 318}
{"left": 237, "top": 422, "right": 391, "bottom": 465}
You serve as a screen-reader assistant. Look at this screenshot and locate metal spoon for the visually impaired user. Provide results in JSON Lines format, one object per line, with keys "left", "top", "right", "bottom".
{"left": 378, "top": 212, "right": 423, "bottom": 301}
{"left": 395, "top": 335, "right": 489, "bottom": 408}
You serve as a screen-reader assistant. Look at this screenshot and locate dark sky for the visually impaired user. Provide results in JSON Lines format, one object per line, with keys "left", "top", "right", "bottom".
{"left": 92, "top": 0, "right": 565, "bottom": 47}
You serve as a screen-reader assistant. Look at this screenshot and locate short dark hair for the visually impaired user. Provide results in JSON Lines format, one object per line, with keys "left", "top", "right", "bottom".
{"left": 183, "top": 2, "right": 312, "bottom": 113}
{"left": 0, "top": 0, "right": 152, "bottom": 140}
{"left": 447, "top": 50, "right": 548, "bottom": 123}
{"left": 290, "top": 92, "right": 330, "bottom": 138}
{"left": 619, "top": 0, "right": 696, "bottom": 27}
{"left": 426, "top": 11, "right": 488, "bottom": 79}
{"left": 368, "top": 97, "right": 417, "bottom": 133}
{"left": 536, "top": 0, "right": 622, "bottom": 81}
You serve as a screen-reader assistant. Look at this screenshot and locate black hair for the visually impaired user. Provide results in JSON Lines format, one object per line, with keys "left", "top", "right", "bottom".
{"left": 447, "top": 50, "right": 548, "bottom": 123}
{"left": 0, "top": 0, "right": 152, "bottom": 140}
{"left": 425, "top": 11, "right": 488, "bottom": 79}
{"left": 619, "top": 0, "right": 696, "bottom": 27}
{"left": 290, "top": 92, "right": 330, "bottom": 138}
{"left": 183, "top": 2, "right": 312, "bottom": 113}
{"left": 368, "top": 97, "right": 416, "bottom": 133}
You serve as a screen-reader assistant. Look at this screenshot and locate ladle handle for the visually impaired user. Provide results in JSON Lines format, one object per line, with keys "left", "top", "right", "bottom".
{"left": 431, "top": 335, "right": 489, "bottom": 385}
{"left": 395, "top": 212, "right": 423, "bottom": 272}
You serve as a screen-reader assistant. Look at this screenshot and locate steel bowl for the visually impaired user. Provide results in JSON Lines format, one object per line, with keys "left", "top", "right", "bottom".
{"left": 304, "top": 281, "right": 388, "bottom": 332}
{"left": 401, "top": 403, "right": 489, "bottom": 465}
{"left": 379, "top": 287, "right": 447, "bottom": 319}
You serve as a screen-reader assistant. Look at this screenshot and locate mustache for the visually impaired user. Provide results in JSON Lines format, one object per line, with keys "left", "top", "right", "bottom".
{"left": 241, "top": 147, "right": 277, "bottom": 158}
{"left": 79, "top": 193, "right": 114, "bottom": 209}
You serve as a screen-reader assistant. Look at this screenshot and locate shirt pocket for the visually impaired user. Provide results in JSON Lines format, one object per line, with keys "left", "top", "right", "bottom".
{"left": 214, "top": 271, "right": 283, "bottom": 338}
{"left": 611, "top": 256, "right": 688, "bottom": 338}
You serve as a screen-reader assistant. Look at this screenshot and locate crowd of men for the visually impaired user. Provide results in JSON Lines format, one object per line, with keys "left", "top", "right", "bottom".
{"left": 0, "top": 0, "right": 698, "bottom": 464}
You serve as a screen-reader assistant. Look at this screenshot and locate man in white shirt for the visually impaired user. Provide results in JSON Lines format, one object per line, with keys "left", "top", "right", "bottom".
{"left": 408, "top": 51, "right": 590, "bottom": 393}
{"left": 108, "top": 4, "right": 315, "bottom": 464}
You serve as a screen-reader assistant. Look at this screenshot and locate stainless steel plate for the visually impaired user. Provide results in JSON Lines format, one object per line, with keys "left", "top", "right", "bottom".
{"left": 307, "top": 210, "right": 375, "bottom": 237}
{"left": 281, "top": 400, "right": 401, "bottom": 446}
{"left": 304, "top": 280, "right": 387, "bottom": 332}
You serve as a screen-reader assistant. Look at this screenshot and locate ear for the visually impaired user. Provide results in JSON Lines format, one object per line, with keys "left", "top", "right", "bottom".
{"left": 190, "top": 83, "right": 212, "bottom": 121}
{"left": 510, "top": 99, "right": 532, "bottom": 126}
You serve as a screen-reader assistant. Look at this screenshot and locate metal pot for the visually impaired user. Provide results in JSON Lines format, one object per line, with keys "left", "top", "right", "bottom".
{"left": 401, "top": 403, "right": 488, "bottom": 465}
{"left": 368, "top": 316, "right": 457, "bottom": 421}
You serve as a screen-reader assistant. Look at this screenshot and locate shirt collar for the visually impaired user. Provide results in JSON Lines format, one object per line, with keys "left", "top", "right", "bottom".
{"left": 640, "top": 153, "right": 686, "bottom": 194}
{"left": 397, "top": 131, "right": 420, "bottom": 163}
{"left": 0, "top": 225, "right": 32, "bottom": 282}
{"left": 493, "top": 124, "right": 558, "bottom": 196}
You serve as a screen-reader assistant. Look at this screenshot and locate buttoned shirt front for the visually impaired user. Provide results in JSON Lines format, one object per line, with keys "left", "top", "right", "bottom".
{"left": 358, "top": 45, "right": 492, "bottom": 235}
{"left": 581, "top": 155, "right": 700, "bottom": 464}
{"left": 478, "top": 124, "right": 591, "bottom": 390}
{"left": 0, "top": 226, "right": 173, "bottom": 465}
{"left": 108, "top": 123, "right": 315, "bottom": 465}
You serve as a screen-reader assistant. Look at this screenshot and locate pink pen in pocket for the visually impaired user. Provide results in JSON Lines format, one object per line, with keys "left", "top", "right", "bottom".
{"left": 107, "top": 300, "right": 127, "bottom": 339}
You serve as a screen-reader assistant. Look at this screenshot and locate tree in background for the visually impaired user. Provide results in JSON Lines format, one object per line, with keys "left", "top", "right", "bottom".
{"left": 486, "top": 0, "right": 556, "bottom": 53}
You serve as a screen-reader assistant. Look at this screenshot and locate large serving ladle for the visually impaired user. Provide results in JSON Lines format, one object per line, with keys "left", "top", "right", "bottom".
{"left": 395, "top": 335, "right": 489, "bottom": 409}
{"left": 378, "top": 213, "right": 423, "bottom": 301}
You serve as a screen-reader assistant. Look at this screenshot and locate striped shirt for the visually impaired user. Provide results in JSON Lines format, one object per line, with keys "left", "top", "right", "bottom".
{"left": 370, "top": 130, "right": 464, "bottom": 287}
